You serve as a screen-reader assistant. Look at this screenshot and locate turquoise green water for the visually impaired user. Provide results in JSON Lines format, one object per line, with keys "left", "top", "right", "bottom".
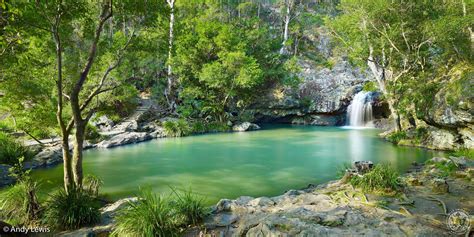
{"left": 30, "top": 125, "right": 441, "bottom": 204}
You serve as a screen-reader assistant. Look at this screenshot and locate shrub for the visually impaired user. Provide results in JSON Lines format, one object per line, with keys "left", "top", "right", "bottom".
{"left": 386, "top": 131, "right": 407, "bottom": 144}
{"left": 0, "top": 157, "right": 41, "bottom": 226}
{"left": 43, "top": 188, "right": 101, "bottom": 230}
{"left": 191, "top": 121, "right": 207, "bottom": 134}
{"left": 206, "top": 121, "right": 230, "bottom": 133}
{"left": 172, "top": 188, "right": 208, "bottom": 226}
{"left": 85, "top": 123, "right": 102, "bottom": 142}
{"left": 163, "top": 119, "right": 191, "bottom": 137}
{"left": 0, "top": 132, "right": 32, "bottom": 165}
{"left": 0, "top": 179, "right": 41, "bottom": 226}
{"left": 113, "top": 189, "right": 180, "bottom": 237}
{"left": 349, "top": 164, "right": 401, "bottom": 193}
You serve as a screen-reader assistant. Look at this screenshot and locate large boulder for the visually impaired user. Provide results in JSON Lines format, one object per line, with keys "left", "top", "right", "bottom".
{"left": 97, "top": 132, "right": 152, "bottom": 148}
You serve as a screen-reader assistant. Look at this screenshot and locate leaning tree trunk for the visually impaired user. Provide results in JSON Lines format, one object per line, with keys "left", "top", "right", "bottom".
{"left": 367, "top": 47, "right": 402, "bottom": 131}
{"left": 165, "top": 0, "right": 176, "bottom": 112}
{"left": 280, "top": 0, "right": 291, "bottom": 55}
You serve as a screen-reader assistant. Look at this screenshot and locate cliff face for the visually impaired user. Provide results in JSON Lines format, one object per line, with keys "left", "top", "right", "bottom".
{"left": 405, "top": 69, "right": 473, "bottom": 150}
{"left": 249, "top": 25, "right": 386, "bottom": 126}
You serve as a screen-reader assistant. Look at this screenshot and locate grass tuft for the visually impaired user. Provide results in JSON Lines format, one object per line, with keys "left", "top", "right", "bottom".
{"left": 172, "top": 187, "right": 208, "bottom": 226}
{"left": 163, "top": 119, "right": 191, "bottom": 137}
{"left": 113, "top": 189, "right": 180, "bottom": 237}
{"left": 349, "top": 164, "right": 401, "bottom": 194}
{"left": 42, "top": 188, "right": 101, "bottom": 230}
{"left": 113, "top": 187, "right": 208, "bottom": 236}
{"left": 450, "top": 148, "right": 474, "bottom": 159}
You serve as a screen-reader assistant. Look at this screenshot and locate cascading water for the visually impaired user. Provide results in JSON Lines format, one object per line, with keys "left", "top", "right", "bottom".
{"left": 347, "top": 91, "right": 374, "bottom": 127}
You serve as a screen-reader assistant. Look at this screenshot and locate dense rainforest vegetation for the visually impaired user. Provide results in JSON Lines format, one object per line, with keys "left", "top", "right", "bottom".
{"left": 0, "top": 0, "right": 472, "bottom": 234}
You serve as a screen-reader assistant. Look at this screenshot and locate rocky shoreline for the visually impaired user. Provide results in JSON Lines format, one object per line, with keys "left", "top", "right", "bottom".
{"left": 60, "top": 156, "right": 473, "bottom": 236}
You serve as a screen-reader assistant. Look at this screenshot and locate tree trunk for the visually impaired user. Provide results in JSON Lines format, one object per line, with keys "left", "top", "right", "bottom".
{"left": 462, "top": 0, "right": 473, "bottom": 49}
{"left": 61, "top": 136, "right": 73, "bottom": 192}
{"left": 165, "top": 0, "right": 176, "bottom": 112}
{"left": 367, "top": 46, "right": 401, "bottom": 131}
{"left": 280, "top": 0, "right": 291, "bottom": 55}
{"left": 52, "top": 15, "right": 75, "bottom": 193}
{"left": 72, "top": 120, "right": 85, "bottom": 188}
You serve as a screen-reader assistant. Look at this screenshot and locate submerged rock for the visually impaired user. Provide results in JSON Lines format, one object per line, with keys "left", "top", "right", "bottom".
{"left": 232, "top": 122, "right": 260, "bottom": 132}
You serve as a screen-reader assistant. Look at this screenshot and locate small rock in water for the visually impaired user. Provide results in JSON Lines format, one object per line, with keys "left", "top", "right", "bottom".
{"left": 430, "top": 178, "right": 449, "bottom": 193}
{"left": 353, "top": 161, "right": 374, "bottom": 174}
{"left": 232, "top": 122, "right": 260, "bottom": 132}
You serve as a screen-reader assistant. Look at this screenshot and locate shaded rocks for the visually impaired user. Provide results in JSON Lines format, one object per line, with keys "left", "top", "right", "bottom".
{"left": 91, "top": 115, "right": 115, "bottom": 131}
{"left": 353, "top": 161, "right": 374, "bottom": 174}
{"left": 97, "top": 132, "right": 152, "bottom": 148}
{"left": 430, "top": 178, "right": 449, "bottom": 193}
{"left": 206, "top": 213, "right": 239, "bottom": 228}
{"left": 232, "top": 122, "right": 260, "bottom": 132}
{"left": 27, "top": 145, "right": 63, "bottom": 168}
{"left": 0, "top": 164, "right": 14, "bottom": 187}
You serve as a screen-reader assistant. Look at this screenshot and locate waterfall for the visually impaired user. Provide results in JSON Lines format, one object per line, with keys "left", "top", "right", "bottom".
{"left": 347, "top": 91, "right": 374, "bottom": 127}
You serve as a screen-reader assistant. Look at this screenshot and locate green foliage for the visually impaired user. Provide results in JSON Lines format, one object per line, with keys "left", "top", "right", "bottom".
{"left": 451, "top": 148, "right": 474, "bottom": 159}
{"left": 0, "top": 178, "right": 41, "bottom": 226}
{"left": 85, "top": 124, "right": 102, "bottom": 143}
{"left": 163, "top": 119, "right": 191, "bottom": 137}
{"left": 113, "top": 189, "right": 180, "bottom": 237}
{"left": 43, "top": 188, "right": 101, "bottom": 230}
{"left": 413, "top": 127, "right": 428, "bottom": 143}
{"left": 113, "top": 188, "right": 208, "bottom": 236}
{"left": 362, "top": 81, "right": 378, "bottom": 92}
{"left": 0, "top": 132, "right": 32, "bottom": 165}
{"left": 173, "top": 3, "right": 287, "bottom": 123}
{"left": 425, "top": 158, "right": 459, "bottom": 177}
{"left": 172, "top": 188, "right": 208, "bottom": 226}
{"left": 336, "top": 162, "right": 352, "bottom": 179}
{"left": 1, "top": 157, "right": 41, "bottom": 226}
{"left": 386, "top": 131, "right": 407, "bottom": 144}
{"left": 350, "top": 164, "right": 401, "bottom": 193}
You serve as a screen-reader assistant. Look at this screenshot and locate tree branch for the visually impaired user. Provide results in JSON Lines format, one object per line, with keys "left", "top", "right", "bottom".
{"left": 79, "top": 29, "right": 135, "bottom": 112}
{"left": 73, "top": 1, "right": 113, "bottom": 96}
